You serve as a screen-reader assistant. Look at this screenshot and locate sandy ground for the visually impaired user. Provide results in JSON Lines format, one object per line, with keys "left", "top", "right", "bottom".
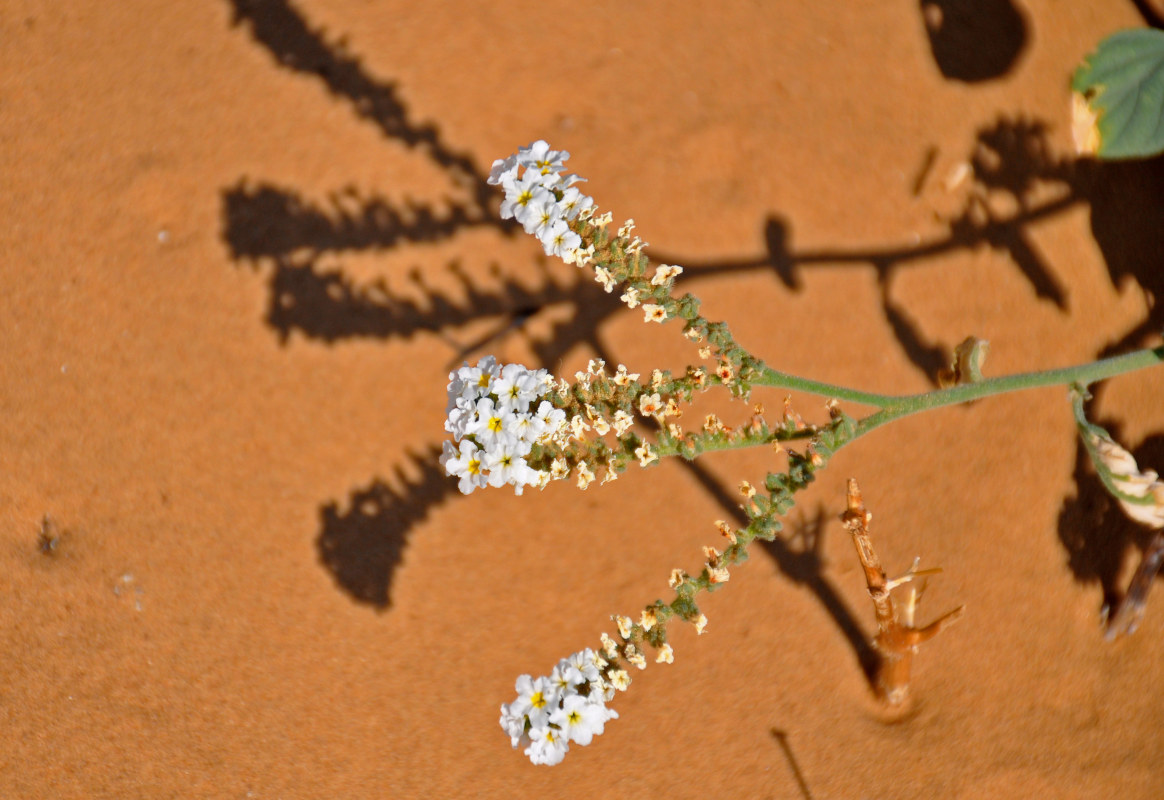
{"left": 3, "top": 1, "right": 1164, "bottom": 797}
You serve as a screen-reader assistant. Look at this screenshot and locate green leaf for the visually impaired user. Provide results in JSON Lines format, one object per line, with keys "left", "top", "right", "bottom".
{"left": 1072, "top": 29, "right": 1164, "bottom": 159}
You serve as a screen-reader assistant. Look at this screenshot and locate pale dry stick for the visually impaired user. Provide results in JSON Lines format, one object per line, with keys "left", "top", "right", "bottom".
{"left": 841, "top": 479, "right": 965, "bottom": 705}
{"left": 1104, "top": 531, "right": 1164, "bottom": 639}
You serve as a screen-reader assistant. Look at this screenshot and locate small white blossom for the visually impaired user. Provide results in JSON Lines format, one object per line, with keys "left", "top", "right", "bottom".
{"left": 550, "top": 694, "right": 616, "bottom": 747}
{"left": 635, "top": 443, "right": 658, "bottom": 467}
{"left": 540, "top": 219, "right": 582, "bottom": 259}
{"left": 642, "top": 303, "right": 668, "bottom": 323}
{"left": 501, "top": 646, "right": 621, "bottom": 766}
{"left": 443, "top": 357, "right": 568, "bottom": 495}
{"left": 594, "top": 266, "right": 617, "bottom": 293}
{"left": 651, "top": 264, "right": 684, "bottom": 286}
{"left": 489, "top": 141, "right": 595, "bottom": 266}
{"left": 611, "top": 410, "right": 635, "bottom": 437}
{"left": 612, "top": 364, "right": 639, "bottom": 386}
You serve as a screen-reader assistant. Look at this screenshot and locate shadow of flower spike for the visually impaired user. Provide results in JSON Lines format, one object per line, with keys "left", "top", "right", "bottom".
{"left": 316, "top": 447, "right": 453, "bottom": 609}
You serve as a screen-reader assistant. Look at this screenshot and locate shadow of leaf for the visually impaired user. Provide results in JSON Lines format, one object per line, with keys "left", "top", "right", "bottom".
{"left": 919, "top": 0, "right": 1028, "bottom": 83}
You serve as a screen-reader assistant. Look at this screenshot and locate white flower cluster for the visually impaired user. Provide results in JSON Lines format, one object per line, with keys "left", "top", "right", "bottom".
{"left": 442, "top": 356, "right": 567, "bottom": 495}
{"left": 499, "top": 648, "right": 625, "bottom": 766}
{"left": 488, "top": 140, "right": 594, "bottom": 260}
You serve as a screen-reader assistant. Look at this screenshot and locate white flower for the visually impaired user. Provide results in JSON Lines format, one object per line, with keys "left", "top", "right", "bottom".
{"left": 642, "top": 303, "right": 668, "bottom": 323}
{"left": 638, "top": 393, "right": 663, "bottom": 420}
{"left": 561, "top": 649, "right": 601, "bottom": 685}
{"left": 443, "top": 358, "right": 567, "bottom": 495}
{"left": 501, "top": 646, "right": 620, "bottom": 765}
{"left": 611, "top": 410, "right": 635, "bottom": 437}
{"left": 594, "top": 266, "right": 617, "bottom": 293}
{"left": 612, "top": 364, "right": 639, "bottom": 387}
{"left": 447, "top": 356, "right": 499, "bottom": 408}
{"left": 559, "top": 185, "right": 594, "bottom": 219}
{"left": 499, "top": 702, "right": 527, "bottom": 747}
{"left": 525, "top": 725, "right": 570, "bottom": 766}
{"left": 484, "top": 442, "right": 534, "bottom": 495}
{"left": 651, "top": 264, "right": 683, "bottom": 286}
{"left": 522, "top": 192, "right": 560, "bottom": 239}
{"left": 509, "top": 674, "right": 557, "bottom": 728}
{"left": 488, "top": 154, "right": 519, "bottom": 187}
{"left": 494, "top": 362, "right": 543, "bottom": 412}
{"left": 465, "top": 397, "right": 514, "bottom": 450}
{"left": 517, "top": 139, "right": 570, "bottom": 176}
{"left": 490, "top": 142, "right": 594, "bottom": 265}
{"left": 568, "top": 414, "right": 590, "bottom": 441}
{"left": 499, "top": 169, "right": 551, "bottom": 223}
{"left": 439, "top": 439, "right": 488, "bottom": 495}
{"left": 539, "top": 218, "right": 582, "bottom": 259}
{"left": 535, "top": 400, "right": 566, "bottom": 433}
{"left": 550, "top": 694, "right": 617, "bottom": 746}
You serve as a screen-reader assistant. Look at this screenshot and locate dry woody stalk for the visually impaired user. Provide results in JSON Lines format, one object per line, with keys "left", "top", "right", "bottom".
{"left": 841, "top": 478, "right": 964, "bottom": 705}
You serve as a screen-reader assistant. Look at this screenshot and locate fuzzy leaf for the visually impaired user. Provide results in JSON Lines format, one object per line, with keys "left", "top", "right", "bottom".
{"left": 1072, "top": 29, "right": 1164, "bottom": 159}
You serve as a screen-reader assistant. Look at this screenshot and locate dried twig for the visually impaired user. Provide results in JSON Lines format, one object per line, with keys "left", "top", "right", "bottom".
{"left": 841, "top": 478, "right": 964, "bottom": 705}
{"left": 1103, "top": 531, "right": 1164, "bottom": 640}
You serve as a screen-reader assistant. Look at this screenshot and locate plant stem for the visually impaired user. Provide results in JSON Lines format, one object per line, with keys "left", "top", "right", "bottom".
{"left": 852, "top": 345, "right": 1164, "bottom": 438}
{"left": 754, "top": 345, "right": 1164, "bottom": 439}
{"left": 752, "top": 369, "right": 899, "bottom": 407}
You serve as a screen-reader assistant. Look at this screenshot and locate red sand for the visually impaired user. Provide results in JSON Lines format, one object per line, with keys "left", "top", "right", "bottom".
{"left": 3, "top": 1, "right": 1163, "bottom": 797}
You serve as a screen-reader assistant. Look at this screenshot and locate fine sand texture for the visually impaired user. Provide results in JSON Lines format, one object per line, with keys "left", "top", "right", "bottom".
{"left": 3, "top": 1, "right": 1164, "bottom": 797}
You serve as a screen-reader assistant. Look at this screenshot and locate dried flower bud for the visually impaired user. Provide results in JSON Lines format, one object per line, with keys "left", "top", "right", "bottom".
{"left": 635, "top": 443, "right": 658, "bottom": 467}
{"left": 715, "top": 519, "right": 738, "bottom": 543}
{"left": 575, "top": 461, "right": 595, "bottom": 490}
{"left": 624, "top": 643, "right": 647, "bottom": 669}
{"left": 640, "top": 607, "right": 658, "bottom": 632}
{"left": 1090, "top": 433, "right": 1164, "bottom": 528}
{"left": 609, "top": 669, "right": 631, "bottom": 691}
{"left": 615, "top": 615, "right": 634, "bottom": 639}
{"left": 612, "top": 364, "right": 639, "bottom": 387}
{"left": 707, "top": 564, "right": 730, "bottom": 584}
{"left": 600, "top": 632, "right": 620, "bottom": 659}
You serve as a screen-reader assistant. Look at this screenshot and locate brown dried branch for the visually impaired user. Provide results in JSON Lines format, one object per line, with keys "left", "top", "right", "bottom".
{"left": 841, "top": 478, "right": 964, "bottom": 705}
{"left": 1103, "top": 531, "right": 1164, "bottom": 640}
